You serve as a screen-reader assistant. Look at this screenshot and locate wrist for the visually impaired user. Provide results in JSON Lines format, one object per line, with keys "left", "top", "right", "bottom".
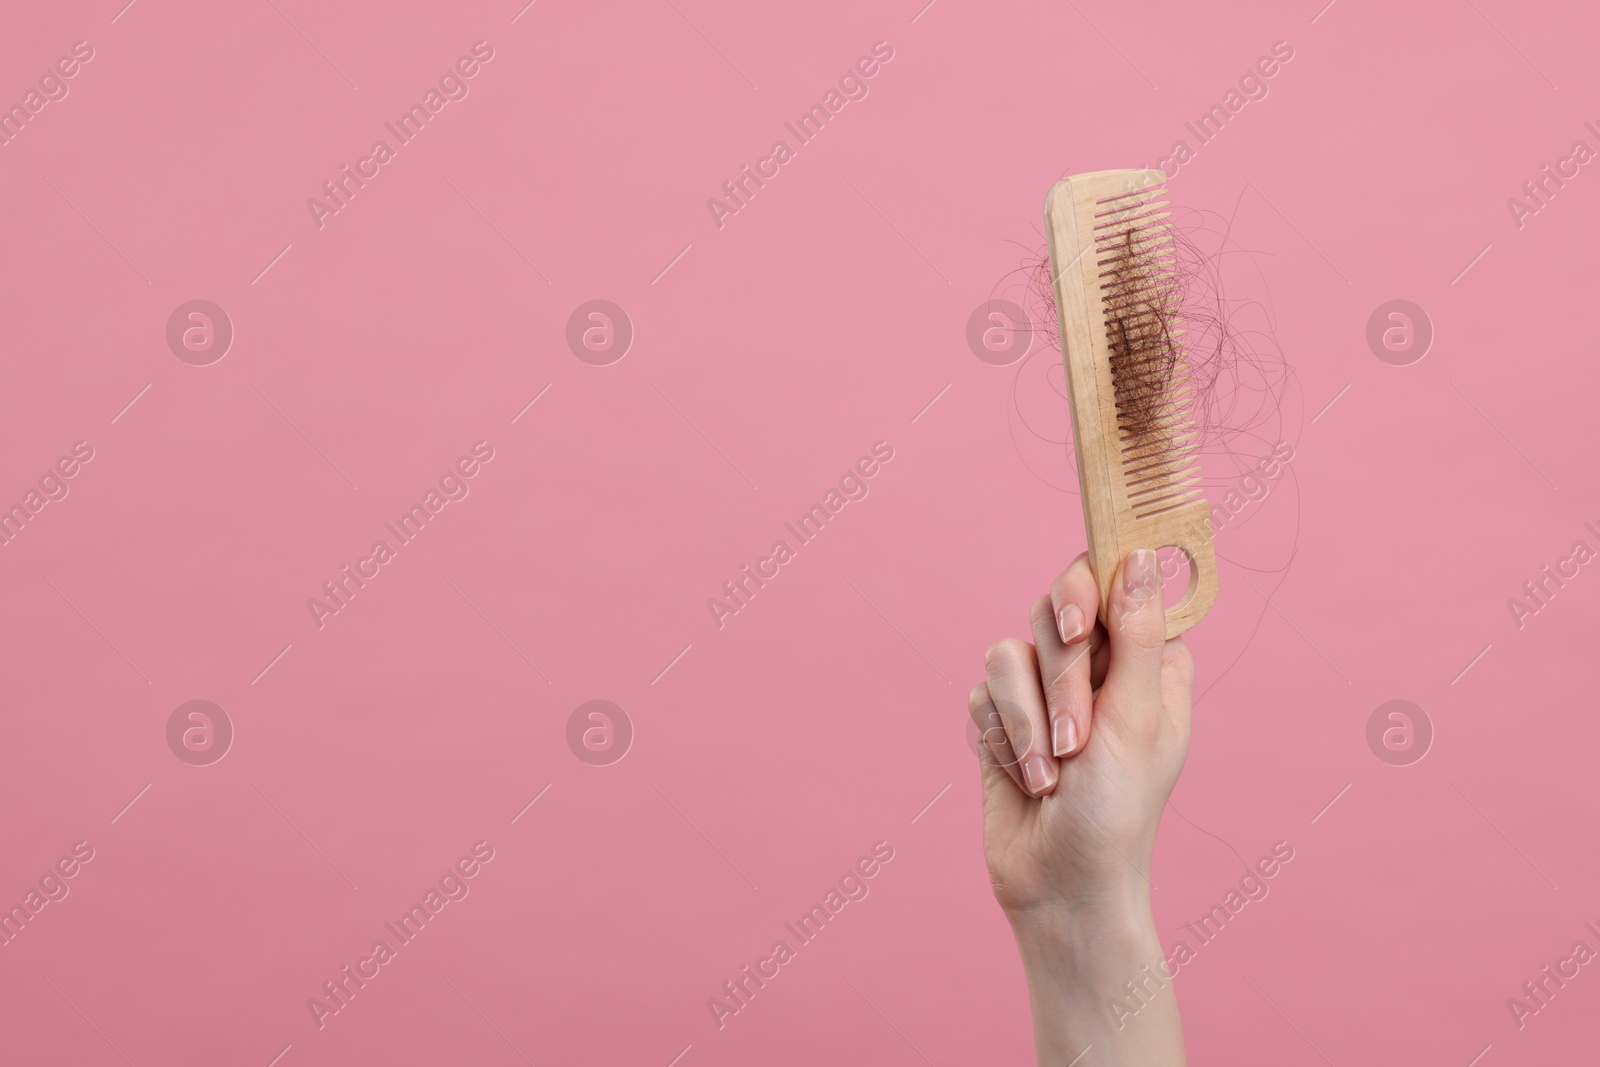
{"left": 1007, "top": 893, "right": 1160, "bottom": 985}
{"left": 1005, "top": 895, "right": 1183, "bottom": 1066}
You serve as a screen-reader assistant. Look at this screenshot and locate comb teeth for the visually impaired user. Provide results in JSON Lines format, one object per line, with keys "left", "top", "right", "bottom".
{"left": 1043, "top": 170, "right": 1219, "bottom": 634}
{"left": 1092, "top": 184, "right": 1202, "bottom": 519}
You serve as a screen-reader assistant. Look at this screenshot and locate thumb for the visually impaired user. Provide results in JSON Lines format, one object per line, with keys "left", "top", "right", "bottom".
{"left": 1099, "top": 548, "right": 1167, "bottom": 728}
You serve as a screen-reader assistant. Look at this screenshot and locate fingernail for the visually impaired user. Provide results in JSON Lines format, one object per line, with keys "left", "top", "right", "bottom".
{"left": 1057, "top": 603, "right": 1084, "bottom": 643}
{"left": 1053, "top": 716, "right": 1078, "bottom": 756}
{"left": 1022, "top": 755, "right": 1052, "bottom": 794}
{"left": 1124, "top": 549, "right": 1159, "bottom": 602}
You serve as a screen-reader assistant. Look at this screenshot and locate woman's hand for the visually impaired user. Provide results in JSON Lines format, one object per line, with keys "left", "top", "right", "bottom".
{"left": 969, "top": 548, "right": 1193, "bottom": 1066}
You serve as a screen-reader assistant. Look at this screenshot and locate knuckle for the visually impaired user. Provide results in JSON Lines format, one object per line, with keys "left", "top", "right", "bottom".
{"left": 1162, "top": 640, "right": 1195, "bottom": 688}
{"left": 986, "top": 637, "right": 1031, "bottom": 672}
{"left": 1042, "top": 643, "right": 1088, "bottom": 708}
{"left": 1039, "top": 681, "right": 1065, "bottom": 721}
{"left": 1113, "top": 602, "right": 1167, "bottom": 649}
{"left": 1053, "top": 558, "right": 1096, "bottom": 605}
{"left": 1029, "top": 597, "right": 1057, "bottom": 646}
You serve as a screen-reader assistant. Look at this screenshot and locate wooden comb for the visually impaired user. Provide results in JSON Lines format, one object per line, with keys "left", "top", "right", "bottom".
{"left": 1044, "top": 168, "right": 1217, "bottom": 637}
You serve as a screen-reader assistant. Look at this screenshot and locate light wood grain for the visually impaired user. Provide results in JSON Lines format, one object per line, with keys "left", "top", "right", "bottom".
{"left": 1045, "top": 169, "right": 1218, "bottom": 637}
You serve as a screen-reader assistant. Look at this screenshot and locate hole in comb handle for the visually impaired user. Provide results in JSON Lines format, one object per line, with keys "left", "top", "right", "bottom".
{"left": 1157, "top": 545, "right": 1194, "bottom": 612}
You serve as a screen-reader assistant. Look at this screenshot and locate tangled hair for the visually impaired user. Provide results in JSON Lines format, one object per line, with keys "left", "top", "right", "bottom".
{"left": 1101, "top": 224, "right": 1187, "bottom": 451}
{"left": 1017, "top": 197, "right": 1294, "bottom": 466}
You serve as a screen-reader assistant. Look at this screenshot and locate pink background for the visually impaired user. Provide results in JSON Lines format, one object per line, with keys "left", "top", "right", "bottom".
{"left": 1, "top": 0, "right": 1596, "bottom": 1064}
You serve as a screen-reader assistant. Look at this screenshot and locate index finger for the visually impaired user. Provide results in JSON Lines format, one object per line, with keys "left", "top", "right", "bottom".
{"left": 1049, "top": 553, "right": 1102, "bottom": 646}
